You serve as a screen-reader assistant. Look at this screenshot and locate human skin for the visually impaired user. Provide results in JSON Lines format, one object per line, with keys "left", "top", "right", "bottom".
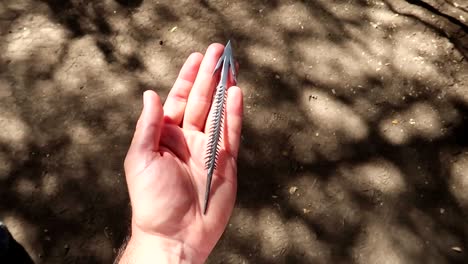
{"left": 116, "top": 43, "right": 243, "bottom": 264}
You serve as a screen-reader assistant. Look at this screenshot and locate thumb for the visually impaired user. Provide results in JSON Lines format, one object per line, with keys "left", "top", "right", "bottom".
{"left": 125, "top": 90, "right": 164, "bottom": 173}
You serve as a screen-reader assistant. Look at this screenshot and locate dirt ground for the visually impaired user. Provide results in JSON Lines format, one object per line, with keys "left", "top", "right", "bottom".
{"left": 1, "top": 0, "right": 468, "bottom": 263}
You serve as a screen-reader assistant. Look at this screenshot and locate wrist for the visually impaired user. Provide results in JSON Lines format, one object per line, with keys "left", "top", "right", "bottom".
{"left": 118, "top": 228, "right": 206, "bottom": 264}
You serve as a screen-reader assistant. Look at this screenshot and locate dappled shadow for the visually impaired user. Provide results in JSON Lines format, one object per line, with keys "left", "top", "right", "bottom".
{"left": 115, "top": 0, "right": 143, "bottom": 8}
{"left": 1, "top": 0, "right": 468, "bottom": 263}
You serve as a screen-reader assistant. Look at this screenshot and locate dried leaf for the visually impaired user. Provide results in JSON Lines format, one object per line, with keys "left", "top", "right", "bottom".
{"left": 289, "top": 186, "right": 298, "bottom": 194}
{"left": 452, "top": 246, "right": 462, "bottom": 253}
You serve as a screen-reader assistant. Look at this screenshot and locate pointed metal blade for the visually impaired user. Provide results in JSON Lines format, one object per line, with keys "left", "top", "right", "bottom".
{"left": 212, "top": 40, "right": 235, "bottom": 80}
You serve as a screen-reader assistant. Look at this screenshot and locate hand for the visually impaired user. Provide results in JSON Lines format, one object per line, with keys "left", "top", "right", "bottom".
{"left": 118, "top": 43, "right": 243, "bottom": 263}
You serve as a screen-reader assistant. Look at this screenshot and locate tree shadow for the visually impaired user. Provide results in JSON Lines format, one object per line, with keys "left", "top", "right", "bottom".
{"left": 115, "top": 0, "right": 143, "bottom": 8}
{"left": 0, "top": 0, "right": 468, "bottom": 263}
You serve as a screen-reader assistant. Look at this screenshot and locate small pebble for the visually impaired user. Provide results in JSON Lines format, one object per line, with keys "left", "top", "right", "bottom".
{"left": 289, "top": 186, "right": 298, "bottom": 194}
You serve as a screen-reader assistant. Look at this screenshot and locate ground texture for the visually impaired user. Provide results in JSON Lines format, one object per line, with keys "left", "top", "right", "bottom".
{"left": 1, "top": 0, "right": 468, "bottom": 263}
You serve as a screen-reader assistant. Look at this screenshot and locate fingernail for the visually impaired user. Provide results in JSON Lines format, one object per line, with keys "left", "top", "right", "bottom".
{"left": 143, "top": 91, "right": 150, "bottom": 108}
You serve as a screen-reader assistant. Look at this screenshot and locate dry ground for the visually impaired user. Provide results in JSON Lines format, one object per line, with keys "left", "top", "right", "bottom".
{"left": 1, "top": 0, "right": 468, "bottom": 263}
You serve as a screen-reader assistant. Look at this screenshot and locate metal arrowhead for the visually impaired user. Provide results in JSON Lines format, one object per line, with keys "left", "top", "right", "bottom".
{"left": 213, "top": 40, "right": 237, "bottom": 85}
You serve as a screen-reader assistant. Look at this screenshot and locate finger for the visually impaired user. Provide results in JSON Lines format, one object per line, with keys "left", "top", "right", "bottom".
{"left": 125, "top": 90, "right": 164, "bottom": 172}
{"left": 204, "top": 66, "right": 238, "bottom": 134}
{"left": 223, "top": 86, "right": 243, "bottom": 159}
{"left": 163, "top": 52, "right": 203, "bottom": 125}
{"left": 183, "top": 43, "right": 224, "bottom": 131}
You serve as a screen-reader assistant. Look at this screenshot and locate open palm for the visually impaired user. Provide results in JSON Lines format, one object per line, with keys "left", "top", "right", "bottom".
{"left": 123, "top": 44, "right": 242, "bottom": 262}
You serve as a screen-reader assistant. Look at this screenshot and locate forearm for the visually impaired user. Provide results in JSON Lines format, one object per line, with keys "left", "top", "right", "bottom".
{"left": 116, "top": 229, "right": 206, "bottom": 264}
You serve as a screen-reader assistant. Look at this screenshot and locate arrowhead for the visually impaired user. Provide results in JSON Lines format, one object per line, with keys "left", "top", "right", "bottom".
{"left": 213, "top": 40, "right": 237, "bottom": 84}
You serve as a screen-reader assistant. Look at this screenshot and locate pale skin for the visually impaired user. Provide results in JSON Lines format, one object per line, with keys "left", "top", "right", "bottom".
{"left": 117, "top": 43, "right": 243, "bottom": 263}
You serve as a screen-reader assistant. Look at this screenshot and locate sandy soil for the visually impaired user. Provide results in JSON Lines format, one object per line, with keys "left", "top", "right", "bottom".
{"left": 1, "top": 0, "right": 468, "bottom": 263}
